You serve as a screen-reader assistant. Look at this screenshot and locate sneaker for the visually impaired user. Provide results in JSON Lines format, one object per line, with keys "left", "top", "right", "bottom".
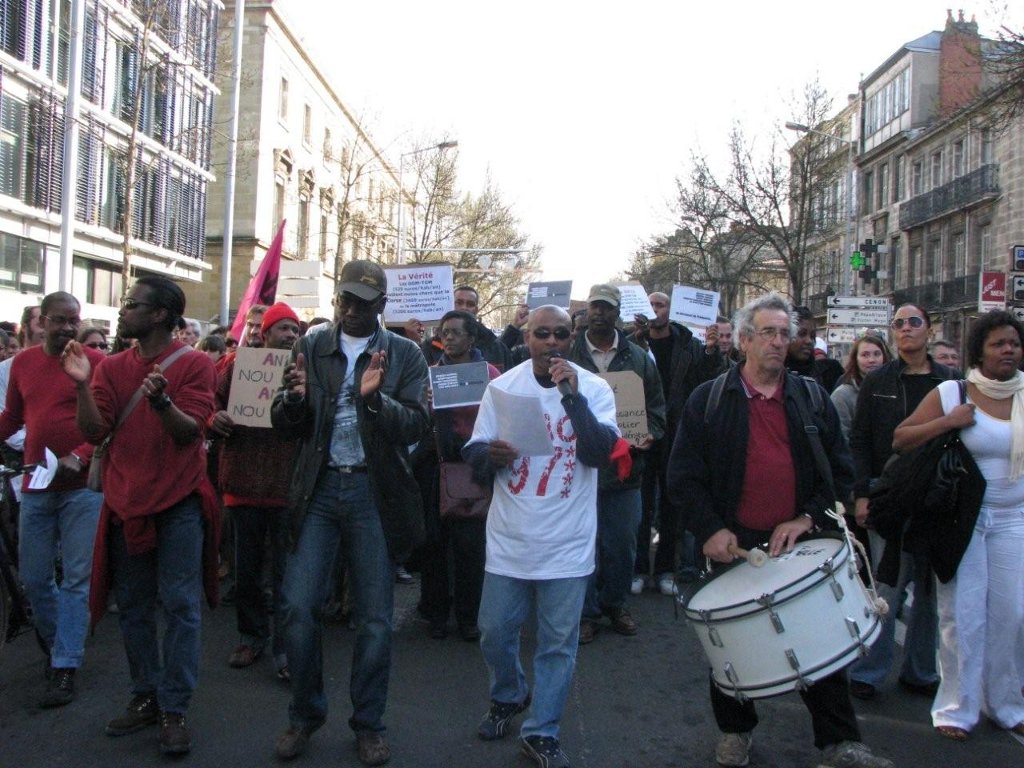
{"left": 520, "top": 735, "right": 570, "bottom": 768}
{"left": 630, "top": 576, "right": 645, "bottom": 595}
{"left": 715, "top": 732, "right": 752, "bottom": 767}
{"left": 604, "top": 606, "right": 638, "bottom": 636}
{"left": 106, "top": 692, "right": 159, "bottom": 736}
{"left": 39, "top": 667, "right": 75, "bottom": 708}
{"left": 657, "top": 573, "right": 678, "bottom": 596}
{"left": 395, "top": 565, "right": 414, "bottom": 585}
{"left": 898, "top": 676, "right": 939, "bottom": 697}
{"left": 228, "top": 643, "right": 263, "bottom": 668}
{"left": 817, "top": 741, "right": 894, "bottom": 768}
{"left": 478, "top": 692, "right": 531, "bottom": 740}
{"left": 849, "top": 680, "right": 876, "bottom": 700}
{"left": 578, "top": 619, "right": 599, "bottom": 645}
{"left": 158, "top": 711, "right": 191, "bottom": 755}
{"left": 275, "top": 725, "right": 318, "bottom": 760}
{"left": 355, "top": 730, "right": 391, "bottom": 766}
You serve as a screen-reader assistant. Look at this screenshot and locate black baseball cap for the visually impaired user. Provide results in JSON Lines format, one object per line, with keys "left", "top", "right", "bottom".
{"left": 338, "top": 260, "right": 387, "bottom": 301}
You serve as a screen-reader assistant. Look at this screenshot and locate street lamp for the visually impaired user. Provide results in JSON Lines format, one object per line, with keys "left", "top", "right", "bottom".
{"left": 785, "top": 121, "right": 857, "bottom": 296}
{"left": 396, "top": 140, "right": 458, "bottom": 264}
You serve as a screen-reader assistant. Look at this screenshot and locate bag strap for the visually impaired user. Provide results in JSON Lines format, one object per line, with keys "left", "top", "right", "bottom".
{"left": 703, "top": 371, "right": 730, "bottom": 425}
{"left": 107, "top": 344, "right": 194, "bottom": 437}
{"left": 789, "top": 374, "right": 837, "bottom": 503}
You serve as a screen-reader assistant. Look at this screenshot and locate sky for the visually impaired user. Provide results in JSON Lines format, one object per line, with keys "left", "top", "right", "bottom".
{"left": 278, "top": 0, "right": 1011, "bottom": 300}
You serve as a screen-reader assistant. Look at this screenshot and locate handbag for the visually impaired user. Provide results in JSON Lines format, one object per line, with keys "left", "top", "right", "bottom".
{"left": 87, "top": 345, "right": 193, "bottom": 492}
{"left": 438, "top": 460, "right": 492, "bottom": 520}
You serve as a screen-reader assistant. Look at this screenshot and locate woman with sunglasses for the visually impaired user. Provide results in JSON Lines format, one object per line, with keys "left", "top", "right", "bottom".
{"left": 846, "top": 303, "right": 960, "bottom": 701}
{"left": 77, "top": 326, "right": 109, "bottom": 353}
{"left": 891, "top": 309, "right": 1024, "bottom": 740}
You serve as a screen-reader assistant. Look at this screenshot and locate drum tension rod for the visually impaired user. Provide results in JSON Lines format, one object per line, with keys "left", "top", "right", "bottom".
{"left": 846, "top": 617, "right": 870, "bottom": 656}
{"left": 699, "top": 609, "right": 724, "bottom": 648}
{"left": 819, "top": 558, "right": 845, "bottom": 602}
{"left": 785, "top": 649, "right": 809, "bottom": 692}
{"left": 756, "top": 594, "right": 786, "bottom": 634}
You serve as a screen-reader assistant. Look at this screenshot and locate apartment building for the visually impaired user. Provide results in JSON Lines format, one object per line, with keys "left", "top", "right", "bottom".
{"left": 191, "top": 0, "right": 401, "bottom": 322}
{"left": 0, "top": 0, "right": 220, "bottom": 327}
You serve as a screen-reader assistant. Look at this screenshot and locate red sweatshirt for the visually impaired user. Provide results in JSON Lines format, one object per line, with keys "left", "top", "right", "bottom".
{"left": 0, "top": 344, "right": 106, "bottom": 492}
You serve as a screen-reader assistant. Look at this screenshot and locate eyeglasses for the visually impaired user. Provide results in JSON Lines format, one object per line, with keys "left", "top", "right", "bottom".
{"left": 120, "top": 297, "right": 154, "bottom": 310}
{"left": 42, "top": 315, "right": 81, "bottom": 327}
{"left": 531, "top": 327, "right": 571, "bottom": 340}
{"left": 890, "top": 316, "right": 925, "bottom": 330}
{"left": 84, "top": 341, "right": 109, "bottom": 350}
{"left": 753, "top": 327, "right": 791, "bottom": 341}
{"left": 439, "top": 328, "right": 468, "bottom": 339}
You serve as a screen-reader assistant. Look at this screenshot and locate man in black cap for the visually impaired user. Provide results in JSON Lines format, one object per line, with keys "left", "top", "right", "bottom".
{"left": 270, "top": 260, "right": 430, "bottom": 766}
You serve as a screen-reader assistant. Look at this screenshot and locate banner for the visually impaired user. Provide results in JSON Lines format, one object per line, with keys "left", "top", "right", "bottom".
{"left": 231, "top": 220, "right": 285, "bottom": 341}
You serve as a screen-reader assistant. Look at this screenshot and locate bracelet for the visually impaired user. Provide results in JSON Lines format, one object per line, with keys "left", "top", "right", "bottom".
{"left": 150, "top": 393, "right": 173, "bottom": 412}
{"left": 69, "top": 452, "right": 84, "bottom": 467}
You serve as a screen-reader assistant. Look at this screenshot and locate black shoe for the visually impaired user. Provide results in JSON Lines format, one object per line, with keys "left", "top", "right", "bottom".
{"left": 458, "top": 623, "right": 481, "bottom": 642}
{"left": 275, "top": 724, "right": 319, "bottom": 760}
{"left": 899, "top": 677, "right": 940, "bottom": 697}
{"left": 394, "top": 566, "right": 414, "bottom": 585}
{"left": 849, "top": 680, "right": 876, "bottom": 700}
{"left": 106, "top": 692, "right": 159, "bottom": 736}
{"left": 39, "top": 667, "right": 75, "bottom": 708}
{"left": 520, "top": 735, "right": 570, "bottom": 768}
{"left": 478, "top": 692, "right": 531, "bottom": 740}
{"left": 429, "top": 619, "right": 447, "bottom": 640}
{"left": 158, "top": 711, "right": 191, "bottom": 755}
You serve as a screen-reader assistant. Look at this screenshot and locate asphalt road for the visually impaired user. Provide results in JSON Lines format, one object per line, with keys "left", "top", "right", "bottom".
{"left": 1, "top": 575, "right": 1021, "bottom": 768}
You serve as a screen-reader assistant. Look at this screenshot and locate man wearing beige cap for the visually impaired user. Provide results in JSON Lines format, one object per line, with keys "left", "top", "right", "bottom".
{"left": 569, "top": 284, "right": 665, "bottom": 644}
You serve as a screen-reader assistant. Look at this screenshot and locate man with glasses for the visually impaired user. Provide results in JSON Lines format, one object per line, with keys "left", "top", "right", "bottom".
{"left": 61, "top": 277, "right": 218, "bottom": 756}
{"left": 464, "top": 305, "right": 618, "bottom": 768}
{"left": 0, "top": 291, "right": 104, "bottom": 708}
{"left": 847, "top": 303, "right": 958, "bottom": 701}
{"left": 270, "top": 260, "right": 429, "bottom": 766}
{"left": 668, "top": 292, "right": 891, "bottom": 768}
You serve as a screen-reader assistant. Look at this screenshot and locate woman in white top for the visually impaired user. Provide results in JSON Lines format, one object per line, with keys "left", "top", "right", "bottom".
{"left": 892, "top": 309, "right": 1024, "bottom": 740}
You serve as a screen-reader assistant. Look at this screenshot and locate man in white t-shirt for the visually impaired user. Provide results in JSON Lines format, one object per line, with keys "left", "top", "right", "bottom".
{"left": 463, "top": 305, "right": 618, "bottom": 768}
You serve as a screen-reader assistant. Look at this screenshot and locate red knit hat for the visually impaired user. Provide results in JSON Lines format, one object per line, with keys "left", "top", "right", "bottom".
{"left": 260, "top": 302, "right": 300, "bottom": 336}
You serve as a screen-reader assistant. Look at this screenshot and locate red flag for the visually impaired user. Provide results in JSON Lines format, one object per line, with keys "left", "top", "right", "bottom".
{"left": 231, "top": 219, "right": 285, "bottom": 342}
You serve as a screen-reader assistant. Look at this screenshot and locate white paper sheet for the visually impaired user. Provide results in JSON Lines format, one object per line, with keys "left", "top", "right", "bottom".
{"left": 492, "top": 389, "right": 554, "bottom": 456}
{"left": 28, "top": 447, "right": 58, "bottom": 490}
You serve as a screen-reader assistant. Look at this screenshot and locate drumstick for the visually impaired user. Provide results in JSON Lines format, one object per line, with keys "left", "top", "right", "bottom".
{"left": 728, "top": 543, "right": 768, "bottom": 568}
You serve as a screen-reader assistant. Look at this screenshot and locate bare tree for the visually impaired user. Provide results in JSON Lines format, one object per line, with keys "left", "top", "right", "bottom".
{"left": 982, "top": 22, "right": 1024, "bottom": 132}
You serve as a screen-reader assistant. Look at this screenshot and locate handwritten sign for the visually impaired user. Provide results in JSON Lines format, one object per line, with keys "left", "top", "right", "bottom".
{"left": 526, "top": 280, "right": 572, "bottom": 310}
{"left": 382, "top": 265, "right": 454, "bottom": 323}
{"left": 226, "top": 347, "right": 290, "bottom": 427}
{"left": 429, "top": 362, "right": 490, "bottom": 409}
{"left": 669, "top": 284, "right": 720, "bottom": 329}
{"left": 615, "top": 282, "right": 654, "bottom": 320}
{"left": 598, "top": 371, "right": 649, "bottom": 446}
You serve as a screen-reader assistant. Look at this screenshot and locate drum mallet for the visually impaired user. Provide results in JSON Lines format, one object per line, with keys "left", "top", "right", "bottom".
{"left": 728, "top": 543, "right": 768, "bottom": 567}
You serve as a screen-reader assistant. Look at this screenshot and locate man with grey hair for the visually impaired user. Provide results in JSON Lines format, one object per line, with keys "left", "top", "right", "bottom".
{"left": 930, "top": 340, "right": 961, "bottom": 373}
{"left": 668, "top": 292, "right": 891, "bottom": 768}
{"left": 464, "top": 304, "right": 618, "bottom": 768}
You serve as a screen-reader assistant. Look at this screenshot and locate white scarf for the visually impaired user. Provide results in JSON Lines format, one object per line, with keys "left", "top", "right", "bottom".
{"left": 966, "top": 368, "right": 1024, "bottom": 481}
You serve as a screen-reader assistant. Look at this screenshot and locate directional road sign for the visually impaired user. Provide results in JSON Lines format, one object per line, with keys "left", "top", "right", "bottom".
{"left": 826, "top": 327, "right": 859, "bottom": 343}
{"left": 827, "top": 307, "right": 891, "bottom": 326}
{"left": 826, "top": 295, "right": 891, "bottom": 308}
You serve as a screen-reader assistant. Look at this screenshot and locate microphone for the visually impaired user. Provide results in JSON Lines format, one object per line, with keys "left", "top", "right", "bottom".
{"left": 549, "top": 352, "right": 574, "bottom": 398}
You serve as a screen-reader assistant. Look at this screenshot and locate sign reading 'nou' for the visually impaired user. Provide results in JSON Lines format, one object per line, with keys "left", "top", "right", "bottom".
{"left": 226, "top": 348, "right": 291, "bottom": 427}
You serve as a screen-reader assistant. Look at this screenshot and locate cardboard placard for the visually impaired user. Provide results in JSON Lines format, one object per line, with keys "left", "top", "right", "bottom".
{"left": 226, "top": 347, "right": 290, "bottom": 427}
{"left": 382, "top": 265, "right": 454, "bottom": 323}
{"left": 598, "top": 371, "right": 649, "bottom": 446}
{"left": 526, "top": 280, "right": 572, "bottom": 310}
{"left": 429, "top": 362, "right": 490, "bottom": 409}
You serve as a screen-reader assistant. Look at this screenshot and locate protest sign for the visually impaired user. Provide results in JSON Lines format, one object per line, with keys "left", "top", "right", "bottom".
{"left": 616, "top": 282, "right": 654, "bottom": 320}
{"left": 526, "top": 280, "right": 572, "bottom": 310}
{"left": 226, "top": 347, "right": 290, "bottom": 427}
{"left": 598, "top": 371, "right": 649, "bottom": 446}
{"left": 429, "top": 362, "right": 491, "bottom": 409}
{"left": 382, "top": 265, "right": 454, "bottom": 323}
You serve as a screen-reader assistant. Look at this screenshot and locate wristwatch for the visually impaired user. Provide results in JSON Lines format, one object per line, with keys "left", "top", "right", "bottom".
{"left": 150, "top": 393, "right": 173, "bottom": 412}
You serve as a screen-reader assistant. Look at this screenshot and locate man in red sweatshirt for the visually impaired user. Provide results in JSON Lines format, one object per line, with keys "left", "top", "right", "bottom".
{"left": 0, "top": 291, "right": 104, "bottom": 708}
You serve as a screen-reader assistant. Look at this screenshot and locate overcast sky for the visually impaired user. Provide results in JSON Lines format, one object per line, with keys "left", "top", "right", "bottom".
{"left": 279, "top": 0, "right": 1009, "bottom": 300}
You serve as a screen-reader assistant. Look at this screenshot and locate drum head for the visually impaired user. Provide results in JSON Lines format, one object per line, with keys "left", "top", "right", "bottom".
{"left": 686, "top": 537, "right": 845, "bottom": 615}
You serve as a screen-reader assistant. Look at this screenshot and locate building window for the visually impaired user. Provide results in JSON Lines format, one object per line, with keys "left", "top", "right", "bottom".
{"left": 952, "top": 231, "right": 965, "bottom": 276}
{"left": 302, "top": 104, "right": 312, "bottom": 147}
{"left": 297, "top": 196, "right": 310, "bottom": 258}
{"left": 890, "top": 237, "right": 902, "bottom": 290}
{"left": 323, "top": 127, "right": 332, "bottom": 163}
{"left": 278, "top": 77, "right": 289, "bottom": 123}
{"left": 953, "top": 139, "right": 965, "bottom": 178}
{"left": 980, "top": 128, "right": 993, "bottom": 164}
{"left": 71, "top": 255, "right": 121, "bottom": 307}
{"left": 893, "top": 155, "right": 904, "bottom": 202}
{"left": 930, "top": 151, "right": 943, "bottom": 189}
{"left": 319, "top": 211, "right": 329, "bottom": 261}
{"left": 926, "top": 238, "right": 940, "bottom": 281}
{"left": 910, "top": 245, "right": 922, "bottom": 282}
{"left": 878, "top": 163, "right": 889, "bottom": 208}
{"left": 0, "top": 232, "right": 44, "bottom": 293}
{"left": 273, "top": 178, "right": 285, "bottom": 229}
{"left": 911, "top": 160, "right": 923, "bottom": 196}
{"left": 979, "top": 224, "right": 992, "bottom": 270}
{"left": 863, "top": 171, "right": 874, "bottom": 214}
{"left": 0, "top": 94, "right": 28, "bottom": 201}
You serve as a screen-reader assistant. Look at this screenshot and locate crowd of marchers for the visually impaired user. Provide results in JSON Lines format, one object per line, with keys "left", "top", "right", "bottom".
{"left": 3, "top": 263, "right": 1023, "bottom": 768}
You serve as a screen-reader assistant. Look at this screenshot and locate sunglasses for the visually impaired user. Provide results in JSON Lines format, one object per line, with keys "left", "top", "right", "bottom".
{"left": 84, "top": 341, "right": 109, "bottom": 350}
{"left": 531, "top": 327, "right": 571, "bottom": 340}
{"left": 890, "top": 316, "right": 925, "bottom": 330}
{"left": 120, "top": 297, "right": 154, "bottom": 310}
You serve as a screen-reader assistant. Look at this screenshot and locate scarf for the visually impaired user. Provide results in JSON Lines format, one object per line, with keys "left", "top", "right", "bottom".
{"left": 966, "top": 367, "right": 1024, "bottom": 481}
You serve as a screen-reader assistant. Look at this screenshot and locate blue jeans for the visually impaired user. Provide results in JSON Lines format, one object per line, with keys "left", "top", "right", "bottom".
{"left": 478, "top": 572, "right": 588, "bottom": 739}
{"left": 19, "top": 488, "right": 102, "bottom": 668}
{"left": 231, "top": 504, "right": 287, "bottom": 659}
{"left": 850, "top": 532, "right": 939, "bottom": 688}
{"left": 281, "top": 470, "right": 393, "bottom": 734}
{"left": 110, "top": 495, "right": 204, "bottom": 714}
{"left": 583, "top": 487, "right": 641, "bottom": 618}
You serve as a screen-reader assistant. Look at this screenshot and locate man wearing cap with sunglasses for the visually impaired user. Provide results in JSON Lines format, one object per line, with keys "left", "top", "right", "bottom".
{"left": 270, "top": 260, "right": 429, "bottom": 766}
{"left": 463, "top": 304, "right": 619, "bottom": 768}
{"left": 848, "top": 302, "right": 959, "bottom": 701}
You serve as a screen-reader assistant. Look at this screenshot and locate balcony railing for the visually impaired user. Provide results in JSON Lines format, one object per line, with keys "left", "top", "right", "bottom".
{"left": 892, "top": 273, "right": 980, "bottom": 311}
{"left": 899, "top": 164, "right": 1000, "bottom": 230}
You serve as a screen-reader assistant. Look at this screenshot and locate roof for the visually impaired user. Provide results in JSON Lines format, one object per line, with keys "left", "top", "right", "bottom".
{"left": 861, "top": 30, "right": 942, "bottom": 88}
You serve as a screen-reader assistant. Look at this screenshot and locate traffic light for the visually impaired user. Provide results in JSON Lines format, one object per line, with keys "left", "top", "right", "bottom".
{"left": 1014, "top": 245, "right": 1024, "bottom": 272}
{"left": 1014, "top": 275, "right": 1024, "bottom": 301}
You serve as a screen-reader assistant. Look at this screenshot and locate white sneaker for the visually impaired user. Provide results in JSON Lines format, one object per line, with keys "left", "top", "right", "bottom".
{"left": 715, "top": 732, "right": 751, "bottom": 767}
{"left": 657, "top": 573, "right": 677, "bottom": 596}
{"left": 630, "top": 576, "right": 645, "bottom": 595}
